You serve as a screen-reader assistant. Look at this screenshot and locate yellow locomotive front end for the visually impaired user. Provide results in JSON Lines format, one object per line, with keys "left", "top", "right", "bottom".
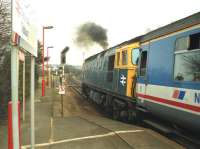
{"left": 115, "top": 40, "right": 141, "bottom": 98}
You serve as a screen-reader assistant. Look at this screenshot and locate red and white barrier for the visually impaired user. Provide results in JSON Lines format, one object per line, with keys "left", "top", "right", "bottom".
{"left": 8, "top": 101, "right": 21, "bottom": 149}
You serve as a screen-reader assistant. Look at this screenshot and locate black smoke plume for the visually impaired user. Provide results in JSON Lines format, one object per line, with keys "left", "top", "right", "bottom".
{"left": 75, "top": 22, "right": 108, "bottom": 50}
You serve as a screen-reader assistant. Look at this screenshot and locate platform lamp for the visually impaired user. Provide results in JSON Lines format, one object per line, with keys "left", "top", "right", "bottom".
{"left": 42, "top": 26, "right": 53, "bottom": 96}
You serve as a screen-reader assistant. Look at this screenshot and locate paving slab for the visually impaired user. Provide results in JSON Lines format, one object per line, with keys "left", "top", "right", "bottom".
{"left": 21, "top": 88, "right": 52, "bottom": 146}
{"left": 80, "top": 115, "right": 142, "bottom": 131}
{"left": 53, "top": 116, "right": 110, "bottom": 141}
{"left": 119, "top": 130, "right": 179, "bottom": 149}
{"left": 51, "top": 135, "right": 132, "bottom": 149}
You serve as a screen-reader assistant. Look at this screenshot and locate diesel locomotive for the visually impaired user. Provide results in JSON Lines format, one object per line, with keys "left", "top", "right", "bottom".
{"left": 81, "top": 12, "right": 200, "bottom": 134}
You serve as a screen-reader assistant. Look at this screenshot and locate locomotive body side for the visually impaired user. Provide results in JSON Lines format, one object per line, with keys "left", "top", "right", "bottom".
{"left": 82, "top": 48, "right": 116, "bottom": 93}
{"left": 82, "top": 38, "right": 141, "bottom": 119}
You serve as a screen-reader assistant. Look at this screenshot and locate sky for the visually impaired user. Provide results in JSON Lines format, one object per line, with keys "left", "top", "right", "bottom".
{"left": 30, "top": 0, "right": 200, "bottom": 66}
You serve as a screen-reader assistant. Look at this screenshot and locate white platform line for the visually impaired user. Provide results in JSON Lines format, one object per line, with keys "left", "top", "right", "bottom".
{"left": 22, "top": 129, "right": 144, "bottom": 149}
{"left": 115, "top": 129, "right": 144, "bottom": 134}
{"left": 49, "top": 117, "right": 53, "bottom": 143}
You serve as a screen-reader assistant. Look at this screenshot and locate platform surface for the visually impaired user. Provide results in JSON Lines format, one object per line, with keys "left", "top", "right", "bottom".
{"left": 0, "top": 85, "right": 184, "bottom": 149}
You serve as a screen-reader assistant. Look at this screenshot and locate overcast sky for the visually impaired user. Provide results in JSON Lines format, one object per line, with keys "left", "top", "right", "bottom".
{"left": 30, "top": 0, "right": 200, "bottom": 65}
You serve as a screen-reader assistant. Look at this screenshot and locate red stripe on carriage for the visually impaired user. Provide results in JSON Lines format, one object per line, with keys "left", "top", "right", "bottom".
{"left": 136, "top": 93, "right": 200, "bottom": 112}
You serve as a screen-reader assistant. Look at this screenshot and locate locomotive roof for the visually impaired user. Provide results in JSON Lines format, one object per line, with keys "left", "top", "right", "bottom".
{"left": 141, "top": 12, "right": 200, "bottom": 42}
{"left": 84, "top": 35, "right": 143, "bottom": 62}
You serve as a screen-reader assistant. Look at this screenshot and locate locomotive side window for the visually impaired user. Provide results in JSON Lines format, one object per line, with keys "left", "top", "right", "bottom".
{"left": 117, "top": 52, "right": 120, "bottom": 66}
{"left": 139, "top": 51, "right": 147, "bottom": 76}
{"left": 107, "top": 55, "right": 115, "bottom": 82}
{"left": 174, "top": 32, "right": 200, "bottom": 82}
{"left": 132, "top": 48, "right": 140, "bottom": 65}
{"left": 122, "top": 50, "right": 128, "bottom": 65}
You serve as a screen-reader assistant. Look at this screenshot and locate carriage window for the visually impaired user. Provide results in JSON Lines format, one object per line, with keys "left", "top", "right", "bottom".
{"left": 132, "top": 48, "right": 140, "bottom": 65}
{"left": 122, "top": 50, "right": 128, "bottom": 65}
{"left": 174, "top": 33, "right": 200, "bottom": 82}
{"left": 107, "top": 55, "right": 115, "bottom": 82}
{"left": 139, "top": 51, "right": 147, "bottom": 76}
{"left": 175, "top": 36, "right": 189, "bottom": 51}
{"left": 189, "top": 32, "right": 200, "bottom": 50}
{"left": 117, "top": 52, "right": 120, "bottom": 66}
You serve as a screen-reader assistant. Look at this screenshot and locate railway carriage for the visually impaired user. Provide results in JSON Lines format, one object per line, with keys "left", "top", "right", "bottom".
{"left": 82, "top": 12, "right": 200, "bottom": 135}
{"left": 136, "top": 12, "right": 200, "bottom": 133}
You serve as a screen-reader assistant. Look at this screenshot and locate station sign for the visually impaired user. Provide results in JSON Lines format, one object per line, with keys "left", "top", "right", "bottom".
{"left": 12, "top": 0, "right": 38, "bottom": 57}
{"left": 59, "top": 85, "right": 65, "bottom": 95}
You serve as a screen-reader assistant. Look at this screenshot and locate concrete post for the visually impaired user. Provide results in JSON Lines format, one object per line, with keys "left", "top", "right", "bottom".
{"left": 23, "top": 58, "right": 25, "bottom": 121}
{"left": 30, "top": 56, "right": 35, "bottom": 149}
{"left": 11, "top": 46, "right": 20, "bottom": 149}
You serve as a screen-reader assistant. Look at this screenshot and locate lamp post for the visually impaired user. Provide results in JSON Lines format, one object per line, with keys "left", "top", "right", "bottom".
{"left": 42, "top": 26, "right": 53, "bottom": 96}
{"left": 46, "top": 46, "right": 53, "bottom": 87}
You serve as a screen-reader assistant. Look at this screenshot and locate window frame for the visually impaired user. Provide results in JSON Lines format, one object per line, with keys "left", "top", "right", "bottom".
{"left": 189, "top": 32, "right": 200, "bottom": 50}
{"left": 173, "top": 34, "right": 200, "bottom": 83}
{"left": 138, "top": 50, "right": 148, "bottom": 77}
{"left": 122, "top": 49, "right": 128, "bottom": 65}
{"left": 131, "top": 48, "right": 140, "bottom": 65}
{"left": 174, "top": 36, "right": 190, "bottom": 52}
{"left": 107, "top": 55, "right": 115, "bottom": 82}
{"left": 116, "top": 52, "right": 120, "bottom": 66}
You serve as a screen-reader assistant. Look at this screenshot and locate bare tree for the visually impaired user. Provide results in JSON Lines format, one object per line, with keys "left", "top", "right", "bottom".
{"left": 0, "top": 0, "right": 11, "bottom": 39}
{"left": 0, "top": 0, "right": 11, "bottom": 115}
{"left": 0, "top": 0, "right": 11, "bottom": 60}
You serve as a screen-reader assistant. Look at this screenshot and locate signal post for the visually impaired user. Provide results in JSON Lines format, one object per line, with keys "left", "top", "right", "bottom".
{"left": 59, "top": 47, "right": 69, "bottom": 117}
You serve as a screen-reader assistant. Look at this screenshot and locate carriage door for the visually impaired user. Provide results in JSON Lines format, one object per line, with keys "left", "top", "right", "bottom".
{"left": 136, "top": 50, "right": 148, "bottom": 99}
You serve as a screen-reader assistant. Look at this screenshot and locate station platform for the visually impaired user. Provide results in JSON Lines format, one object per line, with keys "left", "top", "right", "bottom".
{"left": 22, "top": 115, "right": 184, "bottom": 149}
{"left": 1, "top": 85, "right": 184, "bottom": 149}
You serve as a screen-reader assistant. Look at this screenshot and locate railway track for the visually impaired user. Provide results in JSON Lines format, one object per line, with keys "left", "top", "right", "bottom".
{"left": 66, "top": 76, "right": 82, "bottom": 95}
{"left": 67, "top": 75, "right": 200, "bottom": 149}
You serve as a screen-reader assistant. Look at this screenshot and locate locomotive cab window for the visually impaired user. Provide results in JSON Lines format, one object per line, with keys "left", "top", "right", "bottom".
{"left": 122, "top": 50, "right": 128, "bottom": 65}
{"left": 139, "top": 51, "right": 147, "bottom": 77}
{"left": 174, "top": 32, "right": 200, "bottom": 82}
{"left": 107, "top": 55, "right": 115, "bottom": 82}
{"left": 132, "top": 48, "right": 140, "bottom": 65}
